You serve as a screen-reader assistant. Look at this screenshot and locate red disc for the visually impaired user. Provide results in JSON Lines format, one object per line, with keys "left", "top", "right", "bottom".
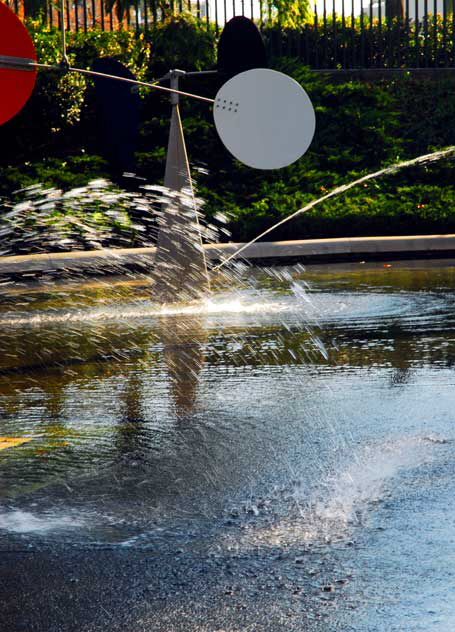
{"left": 0, "top": 3, "right": 37, "bottom": 125}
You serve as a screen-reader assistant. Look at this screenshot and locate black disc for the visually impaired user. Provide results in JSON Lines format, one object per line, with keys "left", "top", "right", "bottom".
{"left": 217, "top": 16, "right": 267, "bottom": 80}
{"left": 92, "top": 58, "right": 141, "bottom": 174}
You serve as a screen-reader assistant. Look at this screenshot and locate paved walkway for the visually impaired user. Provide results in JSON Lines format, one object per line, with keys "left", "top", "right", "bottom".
{"left": 1, "top": 234, "right": 455, "bottom": 276}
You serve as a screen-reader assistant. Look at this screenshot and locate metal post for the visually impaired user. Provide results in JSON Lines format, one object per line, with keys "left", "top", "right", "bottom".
{"left": 60, "top": 0, "right": 68, "bottom": 66}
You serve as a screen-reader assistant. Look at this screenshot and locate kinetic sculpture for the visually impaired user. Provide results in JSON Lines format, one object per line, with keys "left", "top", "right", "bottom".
{"left": 0, "top": 6, "right": 316, "bottom": 300}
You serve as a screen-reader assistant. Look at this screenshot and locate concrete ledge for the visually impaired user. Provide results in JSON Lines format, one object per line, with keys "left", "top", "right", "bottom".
{"left": 1, "top": 234, "right": 455, "bottom": 276}
{"left": 205, "top": 234, "right": 455, "bottom": 260}
{"left": 0, "top": 247, "right": 157, "bottom": 276}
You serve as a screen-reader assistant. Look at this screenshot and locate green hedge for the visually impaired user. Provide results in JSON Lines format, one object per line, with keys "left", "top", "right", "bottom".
{"left": 2, "top": 19, "right": 455, "bottom": 252}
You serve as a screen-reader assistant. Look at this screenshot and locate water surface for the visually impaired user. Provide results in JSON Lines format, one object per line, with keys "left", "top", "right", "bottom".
{"left": 1, "top": 259, "right": 454, "bottom": 630}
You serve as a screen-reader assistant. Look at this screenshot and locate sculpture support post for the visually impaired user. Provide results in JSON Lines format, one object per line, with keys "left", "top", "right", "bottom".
{"left": 153, "top": 70, "right": 210, "bottom": 303}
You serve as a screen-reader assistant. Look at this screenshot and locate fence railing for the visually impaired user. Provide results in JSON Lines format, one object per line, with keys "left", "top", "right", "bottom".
{"left": 265, "top": 16, "right": 455, "bottom": 68}
{"left": 5, "top": 0, "right": 455, "bottom": 68}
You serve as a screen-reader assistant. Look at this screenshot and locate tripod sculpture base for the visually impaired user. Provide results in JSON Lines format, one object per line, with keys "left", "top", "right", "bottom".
{"left": 153, "top": 103, "right": 210, "bottom": 303}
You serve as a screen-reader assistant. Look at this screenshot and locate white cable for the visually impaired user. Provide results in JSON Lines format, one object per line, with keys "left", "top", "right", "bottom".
{"left": 0, "top": 57, "right": 215, "bottom": 104}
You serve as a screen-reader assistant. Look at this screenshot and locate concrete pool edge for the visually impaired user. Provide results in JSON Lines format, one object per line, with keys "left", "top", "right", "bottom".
{"left": 1, "top": 234, "right": 455, "bottom": 276}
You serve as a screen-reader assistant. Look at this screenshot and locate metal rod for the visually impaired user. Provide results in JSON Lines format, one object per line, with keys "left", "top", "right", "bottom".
{"left": 83, "top": 0, "right": 88, "bottom": 33}
{"left": 135, "top": 0, "right": 139, "bottom": 31}
{"left": 0, "top": 58, "right": 216, "bottom": 104}
{"left": 184, "top": 70, "right": 218, "bottom": 76}
{"left": 0, "top": 55, "right": 36, "bottom": 71}
{"left": 405, "top": 0, "right": 409, "bottom": 66}
{"left": 415, "top": 0, "right": 419, "bottom": 67}
{"left": 423, "top": 0, "right": 429, "bottom": 67}
{"left": 75, "top": 0, "right": 79, "bottom": 32}
{"left": 350, "top": 0, "right": 354, "bottom": 68}
{"left": 322, "top": 0, "right": 328, "bottom": 68}
{"left": 369, "top": 0, "right": 373, "bottom": 68}
{"left": 433, "top": 0, "right": 437, "bottom": 65}
{"left": 378, "top": 0, "right": 382, "bottom": 67}
{"left": 66, "top": 66, "right": 216, "bottom": 102}
{"left": 360, "top": 0, "right": 365, "bottom": 67}
{"left": 442, "top": 0, "right": 447, "bottom": 67}
{"left": 452, "top": 0, "right": 455, "bottom": 67}
{"left": 143, "top": 0, "right": 148, "bottom": 31}
{"left": 59, "top": 0, "right": 68, "bottom": 64}
{"left": 341, "top": 0, "right": 346, "bottom": 69}
{"left": 386, "top": 0, "right": 391, "bottom": 68}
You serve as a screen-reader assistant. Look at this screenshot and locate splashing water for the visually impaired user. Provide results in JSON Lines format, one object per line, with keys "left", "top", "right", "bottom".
{"left": 309, "top": 436, "right": 433, "bottom": 531}
{"left": 0, "top": 509, "right": 85, "bottom": 534}
{"left": 0, "top": 288, "right": 320, "bottom": 328}
{"left": 0, "top": 178, "right": 218, "bottom": 258}
{"left": 220, "top": 434, "right": 438, "bottom": 554}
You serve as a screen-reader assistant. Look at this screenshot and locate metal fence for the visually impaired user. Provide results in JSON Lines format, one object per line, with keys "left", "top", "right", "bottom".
{"left": 266, "top": 14, "right": 455, "bottom": 68}
{"left": 5, "top": 0, "right": 455, "bottom": 68}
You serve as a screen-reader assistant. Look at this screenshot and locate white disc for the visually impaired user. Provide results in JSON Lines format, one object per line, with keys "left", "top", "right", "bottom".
{"left": 213, "top": 68, "right": 316, "bottom": 170}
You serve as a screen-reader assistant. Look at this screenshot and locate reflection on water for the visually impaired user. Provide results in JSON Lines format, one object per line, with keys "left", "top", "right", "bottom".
{"left": 1, "top": 260, "right": 455, "bottom": 629}
{"left": 158, "top": 315, "right": 207, "bottom": 419}
{"left": 0, "top": 261, "right": 452, "bottom": 503}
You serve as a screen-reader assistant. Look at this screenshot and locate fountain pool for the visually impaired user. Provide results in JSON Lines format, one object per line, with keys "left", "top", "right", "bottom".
{"left": 1, "top": 259, "right": 455, "bottom": 631}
